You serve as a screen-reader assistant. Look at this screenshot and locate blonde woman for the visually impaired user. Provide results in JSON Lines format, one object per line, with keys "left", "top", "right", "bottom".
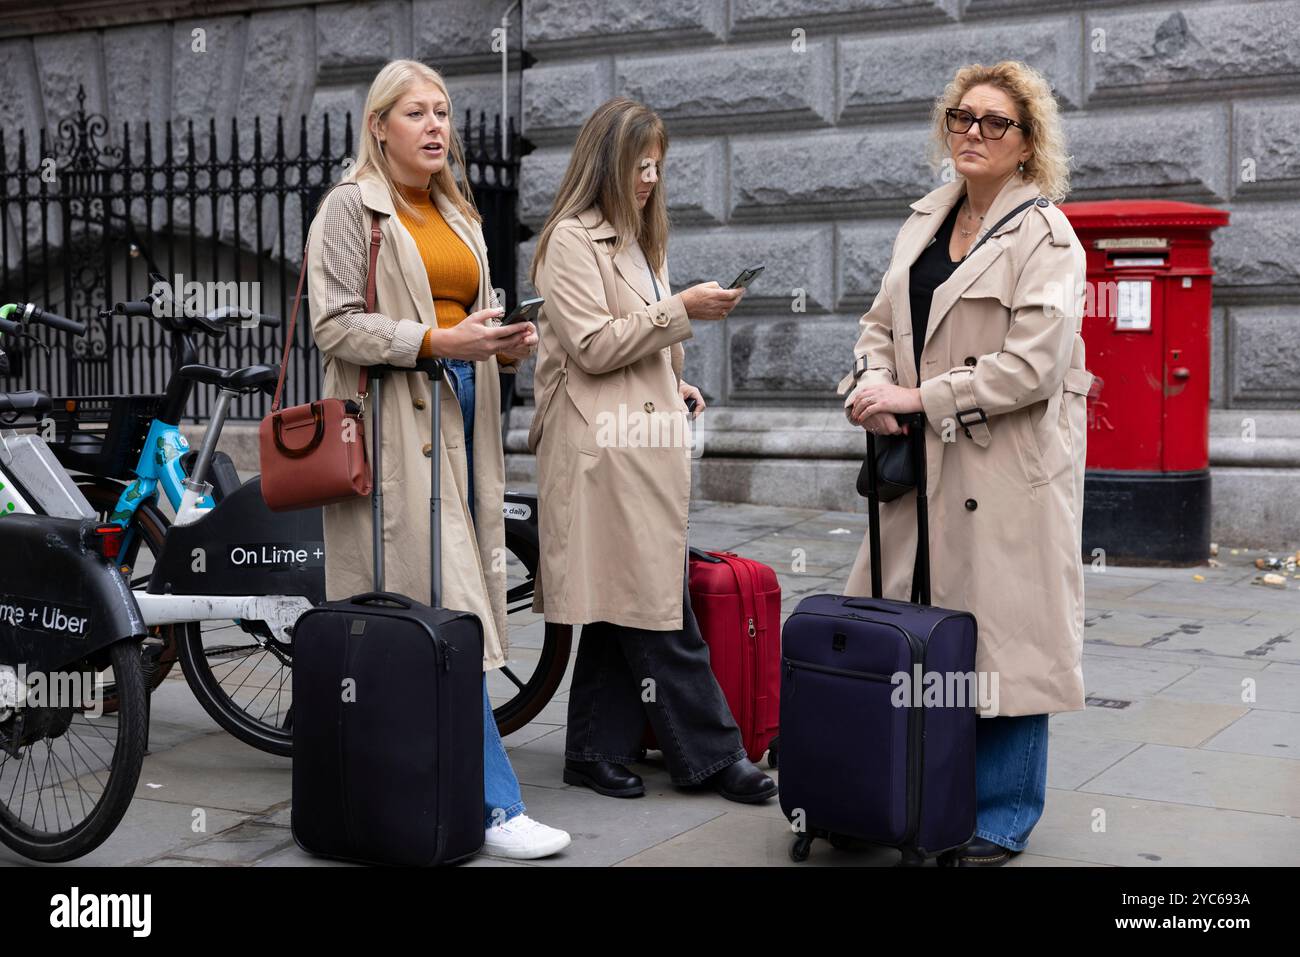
{"left": 529, "top": 99, "right": 777, "bottom": 804}
{"left": 840, "top": 62, "right": 1093, "bottom": 866}
{"left": 306, "top": 59, "right": 569, "bottom": 859}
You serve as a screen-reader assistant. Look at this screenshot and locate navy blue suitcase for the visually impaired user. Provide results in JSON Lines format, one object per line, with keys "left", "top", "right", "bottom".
{"left": 778, "top": 413, "right": 978, "bottom": 865}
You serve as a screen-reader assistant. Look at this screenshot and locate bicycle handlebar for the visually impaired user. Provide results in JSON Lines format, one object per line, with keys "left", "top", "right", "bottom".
{"left": 0, "top": 303, "right": 87, "bottom": 336}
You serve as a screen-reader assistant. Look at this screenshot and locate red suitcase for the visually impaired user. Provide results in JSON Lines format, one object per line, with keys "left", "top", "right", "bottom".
{"left": 645, "top": 547, "right": 783, "bottom": 767}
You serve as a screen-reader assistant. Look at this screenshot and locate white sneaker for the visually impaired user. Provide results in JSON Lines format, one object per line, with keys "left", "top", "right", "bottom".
{"left": 483, "top": 815, "right": 571, "bottom": 860}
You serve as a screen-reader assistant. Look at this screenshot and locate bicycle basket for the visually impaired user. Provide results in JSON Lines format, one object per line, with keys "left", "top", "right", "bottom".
{"left": 45, "top": 394, "right": 166, "bottom": 480}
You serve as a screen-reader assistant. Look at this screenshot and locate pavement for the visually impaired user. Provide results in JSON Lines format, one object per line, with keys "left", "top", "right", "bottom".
{"left": 5, "top": 494, "right": 1298, "bottom": 868}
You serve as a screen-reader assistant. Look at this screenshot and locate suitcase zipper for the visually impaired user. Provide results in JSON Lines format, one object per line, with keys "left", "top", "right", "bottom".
{"left": 783, "top": 657, "right": 896, "bottom": 683}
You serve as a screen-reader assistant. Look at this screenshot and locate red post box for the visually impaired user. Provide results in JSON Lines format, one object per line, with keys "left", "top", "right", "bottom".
{"left": 1058, "top": 199, "right": 1229, "bottom": 565}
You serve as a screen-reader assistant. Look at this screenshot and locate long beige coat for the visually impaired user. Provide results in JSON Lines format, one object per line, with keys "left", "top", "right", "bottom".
{"left": 839, "top": 174, "right": 1094, "bottom": 717}
{"left": 529, "top": 205, "right": 693, "bottom": 630}
{"left": 306, "top": 170, "right": 510, "bottom": 670}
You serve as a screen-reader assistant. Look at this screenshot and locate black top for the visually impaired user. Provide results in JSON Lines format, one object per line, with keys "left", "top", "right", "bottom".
{"left": 908, "top": 200, "right": 964, "bottom": 374}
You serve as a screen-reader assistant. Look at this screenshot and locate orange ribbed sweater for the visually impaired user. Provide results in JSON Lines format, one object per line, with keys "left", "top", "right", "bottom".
{"left": 394, "top": 182, "right": 479, "bottom": 333}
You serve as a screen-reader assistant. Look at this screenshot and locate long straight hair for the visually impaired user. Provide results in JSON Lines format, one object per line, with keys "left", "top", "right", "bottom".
{"left": 530, "top": 98, "right": 668, "bottom": 284}
{"left": 338, "top": 59, "right": 481, "bottom": 223}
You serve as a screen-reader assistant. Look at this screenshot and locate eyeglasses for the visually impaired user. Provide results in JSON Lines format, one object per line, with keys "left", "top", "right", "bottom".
{"left": 945, "top": 107, "right": 1029, "bottom": 141}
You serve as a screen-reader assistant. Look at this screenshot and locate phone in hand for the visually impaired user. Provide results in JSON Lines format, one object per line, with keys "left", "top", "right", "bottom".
{"left": 499, "top": 297, "right": 544, "bottom": 327}
{"left": 727, "top": 264, "right": 765, "bottom": 290}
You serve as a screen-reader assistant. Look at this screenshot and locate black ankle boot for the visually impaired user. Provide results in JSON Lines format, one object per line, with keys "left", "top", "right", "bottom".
{"left": 563, "top": 760, "right": 645, "bottom": 798}
{"left": 705, "top": 757, "right": 777, "bottom": 804}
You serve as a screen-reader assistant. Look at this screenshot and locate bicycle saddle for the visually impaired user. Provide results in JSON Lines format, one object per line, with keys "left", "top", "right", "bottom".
{"left": 0, "top": 390, "right": 52, "bottom": 415}
{"left": 178, "top": 363, "right": 279, "bottom": 393}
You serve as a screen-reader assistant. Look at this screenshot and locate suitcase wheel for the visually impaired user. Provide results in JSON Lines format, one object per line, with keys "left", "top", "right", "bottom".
{"left": 789, "top": 833, "right": 814, "bottom": 863}
{"left": 896, "top": 847, "right": 927, "bottom": 867}
{"left": 766, "top": 736, "right": 779, "bottom": 769}
{"left": 938, "top": 849, "right": 960, "bottom": 867}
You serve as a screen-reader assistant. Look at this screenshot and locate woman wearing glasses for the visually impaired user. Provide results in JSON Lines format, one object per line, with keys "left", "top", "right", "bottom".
{"left": 840, "top": 61, "right": 1094, "bottom": 866}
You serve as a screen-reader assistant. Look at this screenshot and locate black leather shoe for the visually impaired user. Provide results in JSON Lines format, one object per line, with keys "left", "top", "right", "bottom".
{"left": 705, "top": 757, "right": 777, "bottom": 804}
{"left": 563, "top": 760, "right": 645, "bottom": 798}
{"left": 952, "top": 837, "right": 1019, "bottom": 867}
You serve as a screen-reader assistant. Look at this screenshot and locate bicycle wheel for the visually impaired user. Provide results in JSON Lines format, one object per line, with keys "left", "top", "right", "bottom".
{"left": 77, "top": 482, "right": 178, "bottom": 710}
{"left": 490, "top": 532, "right": 573, "bottom": 736}
{"left": 0, "top": 639, "right": 147, "bottom": 862}
{"left": 176, "top": 615, "right": 294, "bottom": 757}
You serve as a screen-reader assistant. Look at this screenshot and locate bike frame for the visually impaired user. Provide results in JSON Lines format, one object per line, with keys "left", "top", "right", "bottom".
{"left": 104, "top": 329, "right": 217, "bottom": 558}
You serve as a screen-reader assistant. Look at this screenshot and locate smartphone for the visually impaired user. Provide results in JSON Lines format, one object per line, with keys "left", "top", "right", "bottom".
{"left": 727, "top": 264, "right": 765, "bottom": 290}
{"left": 500, "top": 296, "right": 544, "bottom": 326}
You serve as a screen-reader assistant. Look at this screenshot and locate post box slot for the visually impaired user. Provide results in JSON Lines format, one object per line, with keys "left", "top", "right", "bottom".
{"left": 1107, "top": 252, "right": 1168, "bottom": 268}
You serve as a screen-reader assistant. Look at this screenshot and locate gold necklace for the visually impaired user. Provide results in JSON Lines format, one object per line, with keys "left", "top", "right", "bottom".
{"left": 957, "top": 198, "right": 985, "bottom": 239}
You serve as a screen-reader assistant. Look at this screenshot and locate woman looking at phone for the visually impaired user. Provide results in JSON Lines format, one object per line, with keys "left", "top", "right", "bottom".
{"left": 528, "top": 98, "right": 777, "bottom": 804}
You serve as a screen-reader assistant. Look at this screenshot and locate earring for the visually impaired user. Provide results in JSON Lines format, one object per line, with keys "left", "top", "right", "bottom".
{"left": 1018, "top": 161, "right": 1025, "bottom": 173}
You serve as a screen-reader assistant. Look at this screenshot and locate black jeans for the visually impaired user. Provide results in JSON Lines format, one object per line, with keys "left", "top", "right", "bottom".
{"left": 565, "top": 575, "right": 747, "bottom": 786}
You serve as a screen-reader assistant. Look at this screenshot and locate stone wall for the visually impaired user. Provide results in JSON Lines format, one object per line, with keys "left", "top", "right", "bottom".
{"left": 2, "top": 0, "right": 1297, "bottom": 544}
{"left": 517, "top": 0, "right": 1300, "bottom": 412}
{"left": 511, "top": 0, "right": 1300, "bottom": 545}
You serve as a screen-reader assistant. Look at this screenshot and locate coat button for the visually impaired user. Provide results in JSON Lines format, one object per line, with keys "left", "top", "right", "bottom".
{"left": 422, "top": 442, "right": 432, "bottom": 457}
{"left": 965, "top": 498, "right": 978, "bottom": 511}
{"left": 964, "top": 356, "right": 977, "bottom": 367}
{"left": 643, "top": 401, "right": 655, "bottom": 413}
{"left": 413, "top": 397, "right": 426, "bottom": 410}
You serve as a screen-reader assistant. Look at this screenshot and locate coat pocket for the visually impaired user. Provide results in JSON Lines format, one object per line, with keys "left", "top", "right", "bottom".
{"left": 566, "top": 366, "right": 625, "bottom": 456}
{"left": 1012, "top": 406, "right": 1049, "bottom": 488}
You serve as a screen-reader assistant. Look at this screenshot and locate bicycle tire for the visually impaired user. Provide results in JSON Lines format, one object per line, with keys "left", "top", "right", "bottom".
{"left": 491, "top": 534, "right": 573, "bottom": 736}
{"left": 0, "top": 639, "right": 147, "bottom": 862}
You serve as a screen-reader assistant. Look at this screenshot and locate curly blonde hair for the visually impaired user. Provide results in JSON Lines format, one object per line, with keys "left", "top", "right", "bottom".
{"left": 927, "top": 61, "right": 1071, "bottom": 203}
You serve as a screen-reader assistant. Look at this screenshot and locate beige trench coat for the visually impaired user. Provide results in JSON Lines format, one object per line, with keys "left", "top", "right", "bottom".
{"left": 529, "top": 205, "right": 693, "bottom": 630}
{"left": 839, "top": 174, "right": 1094, "bottom": 717}
{"left": 306, "top": 170, "right": 510, "bottom": 670}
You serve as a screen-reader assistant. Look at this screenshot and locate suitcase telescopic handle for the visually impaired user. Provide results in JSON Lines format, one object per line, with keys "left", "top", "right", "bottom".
{"left": 864, "top": 412, "right": 930, "bottom": 606}
{"left": 367, "top": 358, "right": 447, "bottom": 607}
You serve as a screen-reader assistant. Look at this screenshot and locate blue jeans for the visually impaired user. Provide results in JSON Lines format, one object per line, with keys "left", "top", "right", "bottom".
{"left": 444, "top": 357, "right": 524, "bottom": 828}
{"left": 483, "top": 680, "right": 525, "bottom": 828}
{"left": 974, "top": 713, "right": 1049, "bottom": 851}
{"left": 444, "top": 358, "right": 476, "bottom": 517}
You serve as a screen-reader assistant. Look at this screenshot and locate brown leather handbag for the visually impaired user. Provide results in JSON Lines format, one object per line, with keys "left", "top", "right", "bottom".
{"left": 259, "top": 208, "right": 382, "bottom": 512}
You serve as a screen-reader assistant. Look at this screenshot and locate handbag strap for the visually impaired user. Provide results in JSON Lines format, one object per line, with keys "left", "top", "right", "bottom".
{"left": 963, "top": 196, "right": 1043, "bottom": 261}
{"left": 271, "top": 187, "right": 382, "bottom": 413}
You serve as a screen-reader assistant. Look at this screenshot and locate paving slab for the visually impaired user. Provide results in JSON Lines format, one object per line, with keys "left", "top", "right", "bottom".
{"left": 1158, "top": 664, "right": 1300, "bottom": 712}
{"left": 129, "top": 731, "right": 291, "bottom": 814}
{"left": 1079, "top": 744, "right": 1300, "bottom": 817}
{"left": 1200, "top": 709, "right": 1300, "bottom": 761}
{"left": 0, "top": 797, "right": 247, "bottom": 868}
{"left": 1028, "top": 787, "right": 1300, "bottom": 867}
